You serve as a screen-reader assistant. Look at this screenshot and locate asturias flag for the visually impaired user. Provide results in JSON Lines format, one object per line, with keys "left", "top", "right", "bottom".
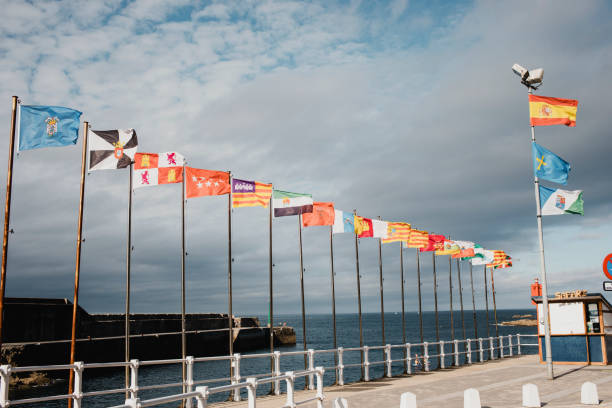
{"left": 532, "top": 142, "right": 570, "bottom": 184}
{"left": 529, "top": 95, "right": 578, "bottom": 127}
{"left": 18, "top": 105, "right": 82, "bottom": 151}
{"left": 539, "top": 186, "right": 583, "bottom": 216}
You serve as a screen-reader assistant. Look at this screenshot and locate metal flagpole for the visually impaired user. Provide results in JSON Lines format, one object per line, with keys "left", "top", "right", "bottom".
{"left": 68, "top": 121, "right": 89, "bottom": 405}
{"left": 432, "top": 252, "right": 440, "bottom": 368}
{"left": 484, "top": 265, "right": 490, "bottom": 339}
{"left": 180, "top": 165, "right": 187, "bottom": 394}
{"left": 529, "top": 88, "right": 554, "bottom": 379}
{"left": 354, "top": 210, "right": 364, "bottom": 379}
{"left": 490, "top": 268, "right": 499, "bottom": 357}
{"left": 329, "top": 226, "right": 338, "bottom": 383}
{"left": 124, "top": 163, "right": 133, "bottom": 398}
{"left": 227, "top": 172, "right": 234, "bottom": 393}
{"left": 377, "top": 217, "right": 386, "bottom": 376}
{"left": 298, "top": 214, "right": 307, "bottom": 376}
{"left": 0, "top": 96, "right": 18, "bottom": 355}
{"left": 268, "top": 196, "right": 274, "bottom": 388}
{"left": 400, "top": 243, "right": 407, "bottom": 374}
{"left": 448, "top": 254, "right": 454, "bottom": 357}
{"left": 416, "top": 249, "right": 424, "bottom": 356}
{"left": 457, "top": 259, "right": 467, "bottom": 342}
{"left": 469, "top": 262, "right": 479, "bottom": 361}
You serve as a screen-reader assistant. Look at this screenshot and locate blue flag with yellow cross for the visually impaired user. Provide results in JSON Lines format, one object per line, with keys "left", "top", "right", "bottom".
{"left": 532, "top": 142, "right": 571, "bottom": 185}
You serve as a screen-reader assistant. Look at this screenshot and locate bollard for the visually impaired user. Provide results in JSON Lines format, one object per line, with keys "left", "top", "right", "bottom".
{"left": 246, "top": 377, "right": 257, "bottom": 408}
{"left": 478, "top": 338, "right": 484, "bottom": 362}
{"left": 406, "top": 344, "right": 412, "bottom": 375}
{"left": 232, "top": 353, "right": 241, "bottom": 401}
{"left": 454, "top": 339, "right": 460, "bottom": 366}
{"left": 464, "top": 388, "right": 481, "bottom": 408}
{"left": 440, "top": 340, "right": 446, "bottom": 369}
{"left": 489, "top": 337, "right": 494, "bottom": 360}
{"left": 0, "top": 365, "right": 11, "bottom": 408}
{"left": 467, "top": 340, "right": 472, "bottom": 364}
{"left": 334, "top": 397, "right": 348, "bottom": 408}
{"left": 400, "top": 392, "right": 417, "bottom": 408}
{"left": 385, "top": 344, "right": 392, "bottom": 378}
{"left": 129, "top": 359, "right": 140, "bottom": 400}
{"left": 285, "top": 371, "right": 296, "bottom": 408}
{"left": 73, "top": 361, "right": 84, "bottom": 408}
{"left": 424, "top": 342, "right": 430, "bottom": 372}
{"left": 315, "top": 367, "right": 325, "bottom": 408}
{"left": 363, "top": 346, "right": 370, "bottom": 381}
{"left": 308, "top": 349, "right": 315, "bottom": 390}
{"left": 580, "top": 381, "right": 599, "bottom": 405}
{"left": 274, "top": 351, "right": 281, "bottom": 395}
{"left": 195, "top": 386, "right": 208, "bottom": 408}
{"left": 186, "top": 356, "right": 195, "bottom": 408}
{"left": 517, "top": 334, "right": 521, "bottom": 355}
{"left": 522, "top": 383, "right": 541, "bottom": 407}
{"left": 338, "top": 347, "right": 345, "bottom": 386}
{"left": 508, "top": 335, "right": 513, "bottom": 357}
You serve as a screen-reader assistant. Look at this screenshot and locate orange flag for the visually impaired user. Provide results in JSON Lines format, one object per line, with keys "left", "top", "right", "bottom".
{"left": 302, "top": 202, "right": 335, "bottom": 227}
{"left": 185, "top": 167, "right": 230, "bottom": 198}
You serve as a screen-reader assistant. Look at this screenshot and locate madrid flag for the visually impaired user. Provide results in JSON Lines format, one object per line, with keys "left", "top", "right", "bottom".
{"left": 185, "top": 167, "right": 230, "bottom": 198}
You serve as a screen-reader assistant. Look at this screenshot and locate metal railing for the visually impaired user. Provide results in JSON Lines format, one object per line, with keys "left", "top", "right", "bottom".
{"left": 0, "top": 333, "right": 538, "bottom": 407}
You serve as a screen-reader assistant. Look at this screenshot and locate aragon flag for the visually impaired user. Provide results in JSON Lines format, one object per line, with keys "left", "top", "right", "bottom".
{"left": 529, "top": 95, "right": 578, "bottom": 127}
{"left": 302, "top": 202, "right": 335, "bottom": 227}
{"left": 133, "top": 152, "right": 184, "bottom": 188}
{"left": 354, "top": 216, "right": 373, "bottom": 238}
{"left": 88, "top": 129, "right": 138, "bottom": 171}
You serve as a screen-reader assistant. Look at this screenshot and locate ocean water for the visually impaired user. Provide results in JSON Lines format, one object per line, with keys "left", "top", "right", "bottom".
{"left": 12, "top": 310, "right": 537, "bottom": 407}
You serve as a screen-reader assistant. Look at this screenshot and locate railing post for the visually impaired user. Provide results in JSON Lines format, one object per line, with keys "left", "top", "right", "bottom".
{"left": 285, "top": 371, "right": 295, "bottom": 408}
{"left": 195, "top": 386, "right": 208, "bottom": 408}
{"left": 232, "top": 353, "right": 241, "bottom": 401}
{"left": 467, "top": 339, "right": 472, "bottom": 364}
{"left": 454, "top": 340, "right": 460, "bottom": 366}
{"left": 517, "top": 334, "right": 521, "bottom": 355}
{"left": 315, "top": 367, "right": 325, "bottom": 408}
{"left": 337, "top": 347, "right": 344, "bottom": 386}
{"left": 385, "top": 344, "right": 392, "bottom": 378}
{"left": 406, "top": 344, "right": 412, "bottom": 375}
{"left": 73, "top": 361, "right": 84, "bottom": 408}
{"left": 440, "top": 340, "right": 445, "bottom": 369}
{"left": 489, "top": 337, "right": 494, "bottom": 360}
{"left": 124, "top": 398, "right": 139, "bottom": 407}
{"left": 129, "top": 359, "right": 139, "bottom": 400}
{"left": 185, "top": 356, "right": 195, "bottom": 408}
{"left": 273, "top": 351, "right": 281, "bottom": 395}
{"left": 246, "top": 377, "right": 257, "bottom": 408}
{"left": 508, "top": 335, "right": 513, "bottom": 357}
{"left": 363, "top": 346, "right": 370, "bottom": 381}
{"left": 423, "top": 342, "right": 430, "bottom": 372}
{"left": 478, "top": 338, "right": 484, "bottom": 362}
{"left": 0, "top": 365, "right": 11, "bottom": 408}
{"left": 499, "top": 336, "right": 504, "bottom": 358}
{"left": 307, "top": 349, "right": 315, "bottom": 390}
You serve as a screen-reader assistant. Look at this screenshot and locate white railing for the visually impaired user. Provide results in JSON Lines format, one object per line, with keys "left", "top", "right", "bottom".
{"left": 0, "top": 333, "right": 538, "bottom": 408}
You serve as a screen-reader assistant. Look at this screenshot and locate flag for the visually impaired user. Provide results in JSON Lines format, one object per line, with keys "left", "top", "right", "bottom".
{"left": 453, "top": 241, "right": 475, "bottom": 259}
{"left": 494, "top": 257, "right": 512, "bottom": 269}
{"left": 436, "top": 240, "right": 461, "bottom": 256}
{"left": 405, "top": 229, "right": 428, "bottom": 248}
{"left": 420, "top": 234, "right": 445, "bottom": 252}
{"left": 133, "top": 152, "right": 184, "bottom": 188}
{"left": 528, "top": 95, "right": 578, "bottom": 127}
{"left": 382, "top": 222, "right": 411, "bottom": 244}
{"left": 18, "top": 105, "right": 82, "bottom": 151}
{"left": 332, "top": 210, "right": 354, "bottom": 234}
{"left": 532, "top": 142, "right": 570, "bottom": 184}
{"left": 232, "top": 179, "right": 272, "bottom": 208}
{"left": 472, "top": 249, "right": 494, "bottom": 266}
{"left": 487, "top": 251, "right": 508, "bottom": 268}
{"left": 302, "top": 202, "right": 335, "bottom": 227}
{"left": 354, "top": 216, "right": 373, "bottom": 238}
{"left": 372, "top": 220, "right": 389, "bottom": 239}
{"left": 185, "top": 167, "right": 230, "bottom": 198}
{"left": 88, "top": 129, "right": 138, "bottom": 171}
{"left": 539, "top": 186, "right": 584, "bottom": 216}
{"left": 273, "top": 190, "right": 313, "bottom": 217}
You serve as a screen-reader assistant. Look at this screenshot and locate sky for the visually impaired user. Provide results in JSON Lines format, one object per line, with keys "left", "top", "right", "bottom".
{"left": 0, "top": 0, "right": 611, "bottom": 318}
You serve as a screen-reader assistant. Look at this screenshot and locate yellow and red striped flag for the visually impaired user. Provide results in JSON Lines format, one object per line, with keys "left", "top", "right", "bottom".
{"left": 405, "top": 229, "right": 428, "bottom": 248}
{"left": 529, "top": 95, "right": 578, "bottom": 127}
{"left": 232, "top": 179, "right": 273, "bottom": 208}
{"left": 487, "top": 250, "right": 507, "bottom": 268}
{"left": 381, "top": 222, "right": 411, "bottom": 244}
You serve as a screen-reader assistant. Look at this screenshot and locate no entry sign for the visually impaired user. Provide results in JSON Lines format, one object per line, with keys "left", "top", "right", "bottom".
{"left": 604, "top": 253, "right": 612, "bottom": 280}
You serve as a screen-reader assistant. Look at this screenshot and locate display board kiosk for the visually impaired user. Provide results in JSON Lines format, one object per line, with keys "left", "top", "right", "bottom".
{"left": 533, "top": 293, "right": 612, "bottom": 365}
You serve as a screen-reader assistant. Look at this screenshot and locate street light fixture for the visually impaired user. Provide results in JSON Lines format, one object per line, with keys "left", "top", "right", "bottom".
{"left": 512, "top": 63, "right": 544, "bottom": 89}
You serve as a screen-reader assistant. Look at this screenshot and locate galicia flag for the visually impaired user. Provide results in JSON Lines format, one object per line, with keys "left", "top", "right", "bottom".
{"left": 18, "top": 105, "right": 82, "bottom": 151}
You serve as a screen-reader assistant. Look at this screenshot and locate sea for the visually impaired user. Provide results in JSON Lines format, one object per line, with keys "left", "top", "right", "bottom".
{"left": 13, "top": 310, "right": 538, "bottom": 407}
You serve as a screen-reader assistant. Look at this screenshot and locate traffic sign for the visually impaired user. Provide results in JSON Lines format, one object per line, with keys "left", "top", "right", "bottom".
{"left": 604, "top": 282, "right": 612, "bottom": 291}
{"left": 604, "top": 254, "right": 612, "bottom": 280}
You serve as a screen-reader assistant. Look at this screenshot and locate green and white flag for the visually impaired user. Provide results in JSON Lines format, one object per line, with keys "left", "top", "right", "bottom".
{"left": 539, "top": 186, "right": 584, "bottom": 216}
{"left": 273, "top": 190, "right": 313, "bottom": 217}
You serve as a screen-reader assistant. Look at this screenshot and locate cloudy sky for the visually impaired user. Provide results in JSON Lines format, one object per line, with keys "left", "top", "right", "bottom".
{"left": 0, "top": 0, "right": 611, "bottom": 319}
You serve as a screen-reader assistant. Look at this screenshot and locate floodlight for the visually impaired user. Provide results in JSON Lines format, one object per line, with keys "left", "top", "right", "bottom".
{"left": 512, "top": 64, "right": 529, "bottom": 81}
{"left": 526, "top": 68, "right": 544, "bottom": 85}
{"left": 512, "top": 64, "right": 543, "bottom": 89}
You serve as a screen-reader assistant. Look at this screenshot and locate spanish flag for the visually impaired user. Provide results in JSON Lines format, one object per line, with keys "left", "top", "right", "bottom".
{"left": 529, "top": 95, "right": 578, "bottom": 127}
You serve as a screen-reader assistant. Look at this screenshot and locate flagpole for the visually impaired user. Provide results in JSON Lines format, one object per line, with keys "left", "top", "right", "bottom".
{"left": 298, "top": 214, "right": 308, "bottom": 377}
{"left": 68, "top": 121, "right": 89, "bottom": 406}
{"left": 180, "top": 165, "right": 187, "bottom": 395}
{"left": 483, "top": 265, "right": 490, "bottom": 340}
{"left": 227, "top": 172, "right": 235, "bottom": 395}
{"left": 0, "top": 96, "right": 18, "bottom": 355}
{"left": 354, "top": 210, "right": 364, "bottom": 379}
{"left": 377, "top": 217, "right": 386, "bottom": 375}
{"left": 416, "top": 249, "right": 424, "bottom": 358}
{"left": 268, "top": 196, "right": 274, "bottom": 389}
{"left": 490, "top": 268, "right": 499, "bottom": 356}
{"left": 329, "top": 226, "right": 338, "bottom": 383}
{"left": 124, "top": 163, "right": 133, "bottom": 398}
{"left": 530, "top": 88, "right": 554, "bottom": 379}
{"left": 469, "top": 262, "right": 479, "bottom": 361}
{"left": 448, "top": 253, "right": 454, "bottom": 358}
{"left": 432, "top": 251, "right": 440, "bottom": 368}
{"left": 400, "top": 243, "right": 407, "bottom": 374}
{"left": 457, "top": 259, "right": 467, "bottom": 343}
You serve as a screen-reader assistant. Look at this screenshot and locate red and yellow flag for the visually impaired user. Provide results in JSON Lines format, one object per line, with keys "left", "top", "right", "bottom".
{"left": 529, "top": 95, "right": 578, "bottom": 127}
{"left": 487, "top": 250, "right": 507, "bottom": 268}
{"left": 420, "top": 234, "right": 445, "bottom": 252}
{"left": 302, "top": 202, "right": 335, "bottom": 227}
{"left": 406, "top": 229, "right": 428, "bottom": 248}
{"left": 354, "top": 216, "right": 373, "bottom": 238}
{"left": 381, "top": 222, "right": 411, "bottom": 244}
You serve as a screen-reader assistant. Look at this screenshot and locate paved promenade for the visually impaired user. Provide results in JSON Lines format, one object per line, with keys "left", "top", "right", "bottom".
{"left": 223, "top": 355, "right": 612, "bottom": 408}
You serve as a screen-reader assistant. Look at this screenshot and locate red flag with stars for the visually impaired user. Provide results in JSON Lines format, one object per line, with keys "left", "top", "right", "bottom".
{"left": 185, "top": 167, "right": 230, "bottom": 198}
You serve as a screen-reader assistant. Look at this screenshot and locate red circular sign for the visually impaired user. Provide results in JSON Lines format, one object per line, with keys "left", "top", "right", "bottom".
{"left": 604, "top": 253, "right": 612, "bottom": 280}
